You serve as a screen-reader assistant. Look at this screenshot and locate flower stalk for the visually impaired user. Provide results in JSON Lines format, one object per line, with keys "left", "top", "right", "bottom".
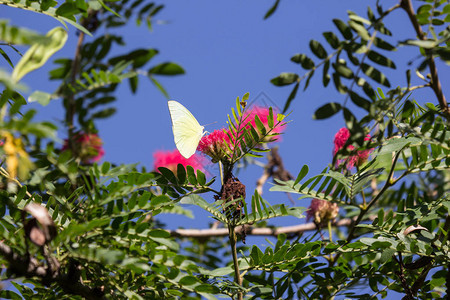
{"left": 228, "top": 223, "right": 243, "bottom": 300}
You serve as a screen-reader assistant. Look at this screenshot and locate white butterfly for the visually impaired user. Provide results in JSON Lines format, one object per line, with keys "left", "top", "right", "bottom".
{"left": 168, "top": 100, "right": 205, "bottom": 159}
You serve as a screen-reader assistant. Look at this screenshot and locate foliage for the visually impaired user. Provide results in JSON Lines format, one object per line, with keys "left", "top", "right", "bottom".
{"left": 0, "top": 0, "right": 449, "bottom": 299}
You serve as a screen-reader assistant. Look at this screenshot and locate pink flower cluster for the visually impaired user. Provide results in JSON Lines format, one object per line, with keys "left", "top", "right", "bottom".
{"left": 306, "top": 198, "right": 339, "bottom": 225}
{"left": 196, "top": 106, "right": 286, "bottom": 163}
{"left": 242, "top": 106, "right": 285, "bottom": 142}
{"left": 153, "top": 149, "right": 206, "bottom": 174}
{"left": 62, "top": 132, "right": 104, "bottom": 164}
{"left": 197, "top": 129, "right": 234, "bottom": 163}
{"left": 333, "top": 127, "right": 372, "bottom": 169}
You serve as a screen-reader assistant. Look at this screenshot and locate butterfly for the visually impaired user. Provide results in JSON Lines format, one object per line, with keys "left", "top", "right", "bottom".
{"left": 168, "top": 100, "right": 205, "bottom": 159}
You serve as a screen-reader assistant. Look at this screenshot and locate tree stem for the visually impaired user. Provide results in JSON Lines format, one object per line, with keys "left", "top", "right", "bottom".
{"left": 400, "top": 0, "right": 450, "bottom": 120}
{"left": 67, "top": 30, "right": 85, "bottom": 137}
{"left": 228, "top": 223, "right": 243, "bottom": 300}
{"left": 327, "top": 220, "right": 333, "bottom": 242}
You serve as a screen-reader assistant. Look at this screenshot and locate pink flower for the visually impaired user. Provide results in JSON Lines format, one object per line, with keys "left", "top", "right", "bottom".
{"left": 333, "top": 127, "right": 372, "bottom": 169}
{"left": 306, "top": 198, "right": 339, "bottom": 225}
{"left": 62, "top": 132, "right": 104, "bottom": 164}
{"left": 242, "top": 106, "right": 285, "bottom": 142}
{"left": 153, "top": 149, "right": 206, "bottom": 174}
{"left": 333, "top": 128, "right": 351, "bottom": 156}
{"left": 197, "top": 129, "right": 234, "bottom": 163}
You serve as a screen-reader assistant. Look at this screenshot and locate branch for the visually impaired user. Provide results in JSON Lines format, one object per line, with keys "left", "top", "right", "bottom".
{"left": 400, "top": 0, "right": 450, "bottom": 120}
{"left": 66, "top": 10, "right": 97, "bottom": 140}
{"left": 0, "top": 241, "right": 47, "bottom": 277}
{"left": 168, "top": 218, "right": 353, "bottom": 238}
{"left": 256, "top": 147, "right": 293, "bottom": 197}
{"left": 66, "top": 30, "right": 84, "bottom": 133}
{"left": 0, "top": 241, "right": 105, "bottom": 300}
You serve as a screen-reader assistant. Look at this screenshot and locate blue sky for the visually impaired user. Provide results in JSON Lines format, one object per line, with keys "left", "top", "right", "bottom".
{"left": 3, "top": 1, "right": 449, "bottom": 297}
{"left": 4, "top": 0, "right": 449, "bottom": 235}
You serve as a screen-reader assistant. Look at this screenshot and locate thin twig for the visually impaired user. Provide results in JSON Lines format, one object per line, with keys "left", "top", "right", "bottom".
{"left": 400, "top": 0, "right": 449, "bottom": 120}
{"left": 256, "top": 147, "right": 293, "bottom": 196}
{"left": 67, "top": 30, "right": 85, "bottom": 139}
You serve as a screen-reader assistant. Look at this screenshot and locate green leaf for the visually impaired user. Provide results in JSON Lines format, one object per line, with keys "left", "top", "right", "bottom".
{"left": 323, "top": 59, "right": 331, "bottom": 87}
{"left": 186, "top": 165, "right": 197, "bottom": 185}
{"left": 373, "top": 37, "right": 396, "bottom": 51}
{"left": 177, "top": 164, "right": 187, "bottom": 184}
{"left": 180, "top": 195, "right": 227, "bottom": 223}
{"left": 332, "top": 72, "right": 347, "bottom": 94}
{"left": 291, "top": 54, "right": 315, "bottom": 69}
{"left": 0, "top": 290, "right": 23, "bottom": 300}
{"left": 158, "top": 167, "right": 178, "bottom": 184}
{"left": 377, "top": 208, "right": 384, "bottom": 226}
{"left": 59, "top": 16, "right": 92, "bottom": 36}
{"left": 264, "top": 0, "right": 280, "bottom": 19}
{"left": 196, "top": 170, "right": 206, "bottom": 186}
{"left": 310, "top": 40, "right": 327, "bottom": 59}
{"left": 349, "top": 20, "right": 370, "bottom": 40}
{"left": 313, "top": 102, "right": 342, "bottom": 119}
{"left": 361, "top": 63, "right": 390, "bottom": 87}
{"left": 333, "top": 19, "right": 352, "bottom": 40}
{"left": 254, "top": 115, "right": 266, "bottom": 135}
{"left": 97, "top": 0, "right": 121, "bottom": 18}
{"left": 348, "top": 91, "right": 371, "bottom": 111}
{"left": 12, "top": 27, "right": 68, "bottom": 83}
{"left": 293, "top": 165, "right": 309, "bottom": 186}
{"left": 367, "top": 50, "right": 396, "bottom": 69}
{"left": 376, "top": 136, "right": 421, "bottom": 155}
{"left": 0, "top": 20, "right": 48, "bottom": 45}
{"left": 282, "top": 82, "right": 299, "bottom": 113}
{"left": 179, "top": 276, "right": 199, "bottom": 286}
{"left": 16, "top": 186, "right": 27, "bottom": 204}
{"left": 204, "top": 265, "right": 234, "bottom": 276}
{"left": 55, "top": 2, "right": 79, "bottom": 17}
{"left": 91, "top": 108, "right": 117, "bottom": 119}
{"left": 303, "top": 70, "right": 314, "bottom": 90}
{"left": 0, "top": 48, "right": 14, "bottom": 68}
{"left": 267, "top": 107, "right": 274, "bottom": 128}
{"left": 28, "top": 90, "right": 52, "bottom": 106}
{"left": 401, "top": 39, "right": 437, "bottom": 49}
{"left": 129, "top": 76, "right": 138, "bottom": 93}
{"left": 380, "top": 248, "right": 396, "bottom": 264}
{"left": 348, "top": 12, "right": 371, "bottom": 25}
{"left": 194, "top": 284, "right": 220, "bottom": 294}
{"left": 75, "top": 0, "right": 88, "bottom": 12}
{"left": 271, "top": 73, "right": 299, "bottom": 86}
{"left": 333, "top": 62, "right": 354, "bottom": 79}
{"left": 149, "top": 237, "right": 179, "bottom": 251}
{"left": 149, "top": 76, "right": 169, "bottom": 98}
{"left": 148, "top": 229, "right": 170, "bottom": 238}
{"left": 109, "top": 49, "right": 159, "bottom": 68}
{"left": 323, "top": 31, "right": 340, "bottom": 49}
{"left": 149, "top": 62, "right": 185, "bottom": 75}
{"left": 436, "top": 48, "right": 450, "bottom": 64}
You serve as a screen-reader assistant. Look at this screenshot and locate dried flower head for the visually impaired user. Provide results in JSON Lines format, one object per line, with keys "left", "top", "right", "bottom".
{"left": 333, "top": 127, "right": 372, "bottom": 169}
{"left": 197, "top": 129, "right": 234, "bottom": 163}
{"left": 62, "top": 132, "right": 104, "bottom": 164}
{"left": 153, "top": 149, "right": 206, "bottom": 174}
{"left": 306, "top": 198, "right": 339, "bottom": 225}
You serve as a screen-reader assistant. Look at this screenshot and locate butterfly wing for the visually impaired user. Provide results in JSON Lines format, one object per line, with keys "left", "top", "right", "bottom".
{"left": 168, "top": 100, "right": 204, "bottom": 159}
